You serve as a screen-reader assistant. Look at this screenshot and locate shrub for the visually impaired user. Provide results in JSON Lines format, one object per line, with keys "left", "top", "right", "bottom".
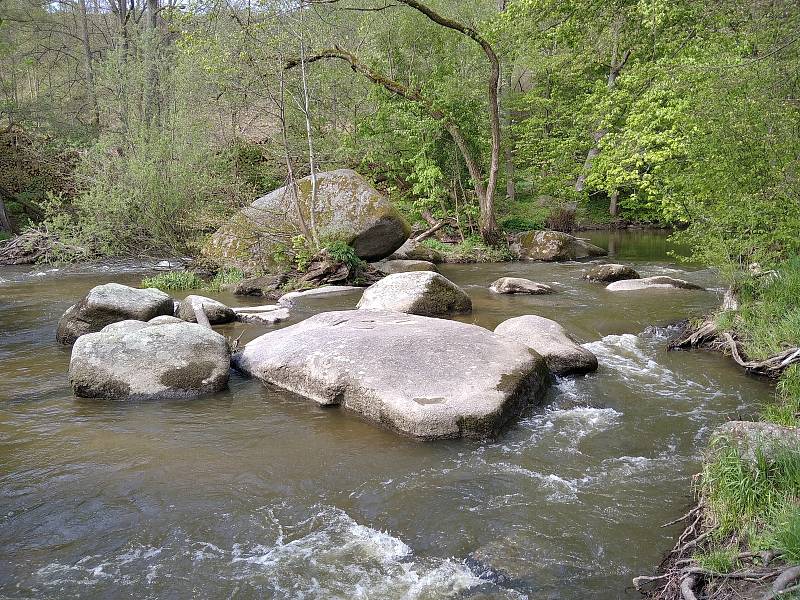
{"left": 500, "top": 215, "right": 544, "bottom": 233}
{"left": 546, "top": 207, "right": 577, "bottom": 232}
{"left": 141, "top": 271, "right": 204, "bottom": 291}
{"left": 323, "top": 240, "right": 364, "bottom": 270}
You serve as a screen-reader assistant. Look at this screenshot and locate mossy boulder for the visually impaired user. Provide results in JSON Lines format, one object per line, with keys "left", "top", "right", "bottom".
{"left": 357, "top": 271, "right": 472, "bottom": 317}
{"left": 69, "top": 320, "right": 230, "bottom": 400}
{"left": 584, "top": 263, "right": 640, "bottom": 283}
{"left": 511, "top": 230, "right": 607, "bottom": 261}
{"left": 204, "top": 169, "right": 411, "bottom": 269}
{"left": 56, "top": 283, "right": 174, "bottom": 345}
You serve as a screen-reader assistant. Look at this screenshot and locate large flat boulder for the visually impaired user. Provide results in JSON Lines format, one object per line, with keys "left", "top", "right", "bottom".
{"left": 584, "top": 263, "right": 640, "bottom": 283}
{"left": 606, "top": 276, "right": 703, "bottom": 291}
{"left": 233, "top": 310, "right": 550, "bottom": 439}
{"left": 56, "top": 283, "right": 174, "bottom": 345}
{"left": 357, "top": 272, "right": 472, "bottom": 316}
{"left": 177, "top": 295, "right": 236, "bottom": 324}
{"left": 511, "top": 230, "right": 607, "bottom": 261}
{"left": 495, "top": 315, "right": 598, "bottom": 376}
{"left": 204, "top": 169, "right": 411, "bottom": 268}
{"left": 70, "top": 320, "right": 230, "bottom": 400}
{"left": 490, "top": 277, "right": 554, "bottom": 295}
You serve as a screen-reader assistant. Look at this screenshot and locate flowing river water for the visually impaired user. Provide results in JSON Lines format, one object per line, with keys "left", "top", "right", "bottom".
{"left": 0, "top": 231, "right": 774, "bottom": 599}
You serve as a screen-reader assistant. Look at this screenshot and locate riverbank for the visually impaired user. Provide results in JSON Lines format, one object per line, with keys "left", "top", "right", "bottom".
{"left": 637, "top": 258, "right": 800, "bottom": 599}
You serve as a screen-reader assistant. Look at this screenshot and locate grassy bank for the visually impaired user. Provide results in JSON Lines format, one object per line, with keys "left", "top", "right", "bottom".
{"left": 649, "top": 259, "right": 800, "bottom": 598}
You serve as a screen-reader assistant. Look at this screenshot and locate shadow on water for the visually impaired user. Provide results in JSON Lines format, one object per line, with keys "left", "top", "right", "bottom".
{"left": 0, "top": 232, "right": 772, "bottom": 599}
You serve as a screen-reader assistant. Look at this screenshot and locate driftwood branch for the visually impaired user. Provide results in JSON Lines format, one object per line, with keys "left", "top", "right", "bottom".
{"left": 190, "top": 298, "right": 212, "bottom": 330}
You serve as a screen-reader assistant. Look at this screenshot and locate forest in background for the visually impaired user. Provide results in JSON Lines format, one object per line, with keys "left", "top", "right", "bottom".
{"left": 1, "top": 0, "right": 798, "bottom": 270}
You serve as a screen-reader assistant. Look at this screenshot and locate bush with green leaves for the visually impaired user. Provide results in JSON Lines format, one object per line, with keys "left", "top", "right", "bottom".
{"left": 141, "top": 271, "right": 204, "bottom": 291}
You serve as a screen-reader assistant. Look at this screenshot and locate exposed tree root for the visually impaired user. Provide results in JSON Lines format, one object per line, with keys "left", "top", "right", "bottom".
{"left": 633, "top": 498, "right": 797, "bottom": 600}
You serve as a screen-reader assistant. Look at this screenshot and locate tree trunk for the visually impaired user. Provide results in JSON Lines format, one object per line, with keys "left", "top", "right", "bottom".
{"left": 0, "top": 197, "right": 13, "bottom": 234}
{"left": 76, "top": 0, "right": 100, "bottom": 130}
{"left": 574, "top": 19, "right": 631, "bottom": 194}
{"left": 609, "top": 189, "right": 619, "bottom": 217}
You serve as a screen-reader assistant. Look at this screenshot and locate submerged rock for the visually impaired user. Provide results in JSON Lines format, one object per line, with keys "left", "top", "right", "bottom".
{"left": 606, "top": 276, "right": 703, "bottom": 291}
{"left": 511, "top": 230, "right": 607, "bottom": 261}
{"left": 177, "top": 295, "right": 236, "bottom": 324}
{"left": 388, "top": 240, "right": 445, "bottom": 263}
{"left": 205, "top": 169, "right": 411, "bottom": 267}
{"left": 70, "top": 320, "right": 230, "bottom": 400}
{"left": 489, "top": 277, "right": 554, "bottom": 295}
{"left": 584, "top": 263, "right": 640, "bottom": 283}
{"left": 56, "top": 283, "right": 174, "bottom": 345}
{"left": 711, "top": 421, "right": 800, "bottom": 465}
{"left": 373, "top": 259, "right": 438, "bottom": 275}
{"left": 495, "top": 315, "right": 598, "bottom": 376}
{"left": 233, "top": 310, "right": 549, "bottom": 439}
{"left": 357, "top": 271, "right": 472, "bottom": 316}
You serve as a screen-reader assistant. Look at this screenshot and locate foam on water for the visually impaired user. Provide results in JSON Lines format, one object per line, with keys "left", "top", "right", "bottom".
{"left": 31, "top": 504, "right": 484, "bottom": 599}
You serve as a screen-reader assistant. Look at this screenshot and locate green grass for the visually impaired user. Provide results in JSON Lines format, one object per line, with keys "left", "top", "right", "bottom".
{"left": 700, "top": 443, "right": 800, "bottom": 554}
{"left": 773, "top": 509, "right": 800, "bottom": 563}
{"left": 0, "top": 231, "right": 11, "bottom": 242}
{"left": 207, "top": 267, "right": 245, "bottom": 291}
{"left": 716, "top": 257, "right": 800, "bottom": 360}
{"left": 693, "top": 548, "right": 740, "bottom": 573}
{"left": 422, "top": 236, "right": 512, "bottom": 263}
{"left": 141, "top": 271, "right": 204, "bottom": 291}
{"left": 762, "top": 365, "right": 800, "bottom": 427}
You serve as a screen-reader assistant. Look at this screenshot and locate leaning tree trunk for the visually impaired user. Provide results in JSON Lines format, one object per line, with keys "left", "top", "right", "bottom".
{"left": 575, "top": 19, "right": 631, "bottom": 197}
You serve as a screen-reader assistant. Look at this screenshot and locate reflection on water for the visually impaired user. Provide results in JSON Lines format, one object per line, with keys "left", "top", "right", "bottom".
{"left": 0, "top": 233, "right": 773, "bottom": 599}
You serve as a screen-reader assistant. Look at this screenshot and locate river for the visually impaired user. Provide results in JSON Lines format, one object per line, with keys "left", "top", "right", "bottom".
{"left": 0, "top": 231, "right": 773, "bottom": 599}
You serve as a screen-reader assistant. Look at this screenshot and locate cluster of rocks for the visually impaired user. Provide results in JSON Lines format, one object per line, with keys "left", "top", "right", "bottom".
{"left": 56, "top": 170, "right": 709, "bottom": 440}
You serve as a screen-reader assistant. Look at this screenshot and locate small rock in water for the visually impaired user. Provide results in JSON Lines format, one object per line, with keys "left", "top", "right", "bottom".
{"left": 278, "top": 285, "right": 365, "bottom": 306}
{"left": 495, "top": 315, "right": 598, "bottom": 376}
{"left": 56, "top": 283, "right": 174, "bottom": 345}
{"left": 373, "top": 259, "right": 438, "bottom": 275}
{"left": 357, "top": 271, "right": 471, "bottom": 316}
{"left": 177, "top": 295, "right": 236, "bottom": 324}
{"left": 236, "top": 308, "right": 291, "bottom": 325}
{"left": 388, "top": 240, "right": 445, "bottom": 263}
{"left": 511, "top": 230, "right": 607, "bottom": 261}
{"left": 70, "top": 320, "right": 230, "bottom": 400}
{"left": 606, "top": 276, "right": 703, "bottom": 291}
{"left": 584, "top": 263, "right": 640, "bottom": 283}
{"left": 233, "top": 310, "right": 549, "bottom": 439}
{"left": 232, "top": 304, "right": 283, "bottom": 314}
{"left": 489, "top": 277, "right": 554, "bottom": 295}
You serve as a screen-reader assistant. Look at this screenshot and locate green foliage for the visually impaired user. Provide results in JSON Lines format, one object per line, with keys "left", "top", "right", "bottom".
{"left": 323, "top": 240, "right": 363, "bottom": 270}
{"left": 773, "top": 509, "right": 800, "bottom": 564}
{"left": 208, "top": 267, "right": 245, "bottom": 291}
{"left": 0, "top": 231, "right": 10, "bottom": 242}
{"left": 291, "top": 235, "right": 315, "bottom": 272}
{"left": 716, "top": 258, "right": 800, "bottom": 360}
{"left": 422, "top": 236, "right": 512, "bottom": 263}
{"left": 141, "top": 271, "right": 204, "bottom": 291}
{"left": 692, "top": 548, "right": 740, "bottom": 574}
{"left": 701, "top": 443, "right": 800, "bottom": 546}
{"left": 762, "top": 366, "right": 800, "bottom": 427}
